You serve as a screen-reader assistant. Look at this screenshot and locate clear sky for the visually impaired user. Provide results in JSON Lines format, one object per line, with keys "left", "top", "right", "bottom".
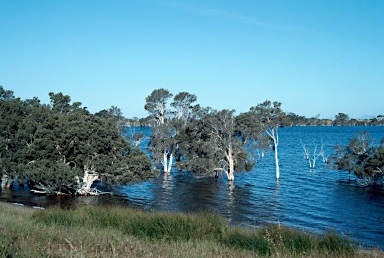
{"left": 1, "top": 0, "right": 383, "bottom": 119}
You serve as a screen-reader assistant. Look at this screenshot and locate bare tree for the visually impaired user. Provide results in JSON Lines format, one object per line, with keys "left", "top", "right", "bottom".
{"left": 301, "top": 140, "right": 328, "bottom": 169}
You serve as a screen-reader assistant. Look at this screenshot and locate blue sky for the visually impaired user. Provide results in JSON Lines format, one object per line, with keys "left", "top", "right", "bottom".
{"left": 1, "top": 0, "right": 383, "bottom": 119}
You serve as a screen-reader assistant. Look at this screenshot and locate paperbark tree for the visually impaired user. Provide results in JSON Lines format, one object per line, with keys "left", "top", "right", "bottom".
{"left": 331, "top": 132, "right": 384, "bottom": 185}
{"left": 145, "top": 89, "right": 198, "bottom": 173}
{"left": 0, "top": 88, "right": 158, "bottom": 194}
{"left": 0, "top": 97, "right": 26, "bottom": 188}
{"left": 144, "top": 88, "right": 173, "bottom": 126}
{"left": 148, "top": 124, "right": 176, "bottom": 173}
{"left": 144, "top": 89, "right": 174, "bottom": 173}
{"left": 95, "top": 105, "right": 127, "bottom": 134}
{"left": 171, "top": 92, "right": 197, "bottom": 121}
{"left": 250, "top": 100, "right": 286, "bottom": 180}
{"left": 178, "top": 109, "right": 257, "bottom": 181}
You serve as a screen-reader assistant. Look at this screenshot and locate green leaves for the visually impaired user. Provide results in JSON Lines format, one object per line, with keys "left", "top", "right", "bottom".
{"left": 332, "top": 132, "right": 384, "bottom": 184}
{"left": 1, "top": 88, "right": 157, "bottom": 194}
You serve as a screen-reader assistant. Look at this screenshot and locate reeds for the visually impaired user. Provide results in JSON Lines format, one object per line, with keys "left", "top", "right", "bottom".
{"left": 0, "top": 204, "right": 380, "bottom": 257}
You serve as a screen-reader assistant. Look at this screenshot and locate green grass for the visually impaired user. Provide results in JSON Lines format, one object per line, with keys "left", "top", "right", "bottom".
{"left": 33, "top": 205, "right": 227, "bottom": 241}
{"left": 0, "top": 204, "right": 382, "bottom": 257}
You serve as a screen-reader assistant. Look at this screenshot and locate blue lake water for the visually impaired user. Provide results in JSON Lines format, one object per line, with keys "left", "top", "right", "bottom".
{"left": 1, "top": 126, "right": 384, "bottom": 248}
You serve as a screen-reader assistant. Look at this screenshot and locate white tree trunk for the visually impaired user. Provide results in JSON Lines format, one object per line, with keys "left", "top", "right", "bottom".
{"left": 268, "top": 127, "right": 280, "bottom": 180}
{"left": 162, "top": 151, "right": 173, "bottom": 173}
{"left": 227, "top": 159, "right": 235, "bottom": 181}
{"left": 1, "top": 174, "right": 8, "bottom": 188}
{"left": 226, "top": 146, "right": 235, "bottom": 181}
{"left": 163, "top": 151, "right": 168, "bottom": 172}
{"left": 75, "top": 166, "right": 100, "bottom": 195}
{"left": 1, "top": 174, "right": 13, "bottom": 188}
{"left": 274, "top": 144, "right": 280, "bottom": 180}
{"left": 167, "top": 153, "right": 173, "bottom": 173}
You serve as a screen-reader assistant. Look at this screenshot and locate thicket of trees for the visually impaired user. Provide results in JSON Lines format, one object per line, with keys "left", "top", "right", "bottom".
{"left": 143, "top": 88, "right": 384, "bottom": 184}
{"left": 144, "top": 88, "right": 286, "bottom": 181}
{"left": 0, "top": 86, "right": 157, "bottom": 195}
{"left": 1, "top": 85, "right": 383, "bottom": 195}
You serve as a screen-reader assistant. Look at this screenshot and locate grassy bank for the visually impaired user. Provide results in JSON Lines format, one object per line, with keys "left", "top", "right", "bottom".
{"left": 0, "top": 204, "right": 381, "bottom": 257}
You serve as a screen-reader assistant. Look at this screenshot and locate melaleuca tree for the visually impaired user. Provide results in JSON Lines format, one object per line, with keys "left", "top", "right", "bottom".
{"left": 0, "top": 86, "right": 15, "bottom": 101}
{"left": 331, "top": 132, "right": 384, "bottom": 185}
{"left": 145, "top": 89, "right": 198, "bottom": 173}
{"left": 250, "top": 100, "right": 287, "bottom": 180}
{"left": 95, "top": 106, "right": 127, "bottom": 135}
{"left": 0, "top": 96, "right": 25, "bottom": 188}
{"left": 144, "top": 88, "right": 173, "bottom": 126}
{"left": 170, "top": 92, "right": 198, "bottom": 162}
{"left": 177, "top": 109, "right": 259, "bottom": 181}
{"left": 363, "top": 144, "right": 384, "bottom": 182}
{"left": 0, "top": 88, "right": 158, "bottom": 194}
{"left": 148, "top": 124, "right": 177, "bottom": 173}
{"left": 21, "top": 107, "right": 157, "bottom": 194}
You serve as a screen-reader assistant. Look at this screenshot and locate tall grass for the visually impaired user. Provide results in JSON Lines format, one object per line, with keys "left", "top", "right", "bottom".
{"left": 33, "top": 205, "right": 227, "bottom": 241}
{"left": 1, "top": 204, "right": 381, "bottom": 257}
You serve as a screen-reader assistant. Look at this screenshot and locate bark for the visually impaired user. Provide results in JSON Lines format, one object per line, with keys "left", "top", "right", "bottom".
{"left": 267, "top": 127, "right": 280, "bottom": 180}
{"left": 1, "top": 174, "right": 14, "bottom": 188}
{"left": 162, "top": 151, "right": 173, "bottom": 173}
{"left": 75, "top": 166, "right": 100, "bottom": 195}
{"left": 1, "top": 174, "right": 8, "bottom": 188}
{"left": 274, "top": 145, "right": 280, "bottom": 180}
{"left": 225, "top": 146, "right": 235, "bottom": 181}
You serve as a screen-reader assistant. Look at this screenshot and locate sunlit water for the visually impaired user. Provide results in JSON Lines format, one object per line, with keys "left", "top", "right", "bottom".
{"left": 1, "top": 126, "right": 384, "bottom": 248}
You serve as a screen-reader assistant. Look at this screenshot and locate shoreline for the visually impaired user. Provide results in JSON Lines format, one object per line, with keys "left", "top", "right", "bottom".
{"left": 0, "top": 200, "right": 44, "bottom": 212}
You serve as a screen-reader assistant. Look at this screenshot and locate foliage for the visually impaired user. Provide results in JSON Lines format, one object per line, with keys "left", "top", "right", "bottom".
{"left": 0, "top": 86, "right": 157, "bottom": 194}
{"left": 144, "top": 89, "right": 275, "bottom": 180}
{"left": 249, "top": 100, "right": 288, "bottom": 179}
{"left": 144, "top": 88, "right": 173, "bottom": 126}
{"left": 177, "top": 109, "right": 258, "bottom": 179}
{"left": 334, "top": 112, "right": 350, "bottom": 126}
{"left": 332, "top": 132, "right": 384, "bottom": 185}
{"left": 144, "top": 89, "right": 199, "bottom": 173}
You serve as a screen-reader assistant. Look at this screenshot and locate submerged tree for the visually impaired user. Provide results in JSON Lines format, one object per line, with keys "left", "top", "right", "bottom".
{"left": 301, "top": 140, "right": 328, "bottom": 169}
{"left": 144, "top": 91, "right": 286, "bottom": 181}
{"left": 250, "top": 101, "right": 286, "bottom": 180}
{"left": 177, "top": 109, "right": 260, "bottom": 181}
{"left": 145, "top": 89, "right": 198, "bottom": 173}
{"left": 331, "top": 132, "right": 384, "bottom": 185}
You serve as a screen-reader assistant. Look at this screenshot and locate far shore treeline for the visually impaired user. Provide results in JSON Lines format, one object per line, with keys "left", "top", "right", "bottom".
{"left": 1, "top": 85, "right": 383, "bottom": 195}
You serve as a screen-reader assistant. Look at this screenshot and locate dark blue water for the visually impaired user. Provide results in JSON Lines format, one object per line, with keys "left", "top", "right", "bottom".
{"left": 1, "top": 126, "right": 384, "bottom": 248}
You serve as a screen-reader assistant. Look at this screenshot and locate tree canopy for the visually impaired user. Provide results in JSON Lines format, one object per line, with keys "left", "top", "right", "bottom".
{"left": 331, "top": 132, "right": 384, "bottom": 186}
{"left": 144, "top": 88, "right": 279, "bottom": 181}
{"left": 0, "top": 87, "right": 157, "bottom": 194}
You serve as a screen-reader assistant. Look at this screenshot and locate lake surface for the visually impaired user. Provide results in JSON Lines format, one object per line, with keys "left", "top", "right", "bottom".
{"left": 1, "top": 126, "right": 384, "bottom": 248}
